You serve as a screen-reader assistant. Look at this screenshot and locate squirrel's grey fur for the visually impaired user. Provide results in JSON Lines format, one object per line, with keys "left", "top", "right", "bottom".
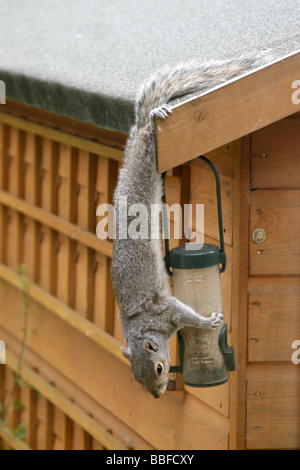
{"left": 111, "top": 52, "right": 270, "bottom": 398}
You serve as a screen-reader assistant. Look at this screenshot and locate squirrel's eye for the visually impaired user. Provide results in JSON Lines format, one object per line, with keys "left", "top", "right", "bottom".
{"left": 156, "top": 363, "right": 163, "bottom": 375}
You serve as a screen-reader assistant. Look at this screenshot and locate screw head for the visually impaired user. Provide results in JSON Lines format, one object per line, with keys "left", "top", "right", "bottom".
{"left": 252, "top": 228, "right": 267, "bottom": 243}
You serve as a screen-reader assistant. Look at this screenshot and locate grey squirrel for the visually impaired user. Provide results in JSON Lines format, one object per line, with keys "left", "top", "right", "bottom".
{"left": 111, "top": 54, "right": 270, "bottom": 398}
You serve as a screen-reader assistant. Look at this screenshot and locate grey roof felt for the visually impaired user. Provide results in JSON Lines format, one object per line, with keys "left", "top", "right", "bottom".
{"left": 0, "top": 0, "right": 299, "bottom": 134}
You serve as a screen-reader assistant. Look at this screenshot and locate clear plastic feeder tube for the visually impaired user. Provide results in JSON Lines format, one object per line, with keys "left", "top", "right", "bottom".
{"left": 173, "top": 262, "right": 229, "bottom": 387}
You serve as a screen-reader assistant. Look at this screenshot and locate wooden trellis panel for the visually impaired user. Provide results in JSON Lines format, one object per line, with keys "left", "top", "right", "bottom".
{"left": 0, "top": 103, "right": 241, "bottom": 450}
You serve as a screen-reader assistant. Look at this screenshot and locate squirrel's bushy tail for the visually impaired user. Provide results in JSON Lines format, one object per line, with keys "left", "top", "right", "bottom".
{"left": 135, "top": 51, "right": 271, "bottom": 129}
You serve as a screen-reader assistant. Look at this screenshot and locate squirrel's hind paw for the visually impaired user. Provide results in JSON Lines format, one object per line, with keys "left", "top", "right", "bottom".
{"left": 150, "top": 104, "right": 172, "bottom": 120}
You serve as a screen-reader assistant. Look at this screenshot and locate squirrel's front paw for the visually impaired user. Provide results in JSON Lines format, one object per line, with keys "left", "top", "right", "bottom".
{"left": 207, "top": 311, "right": 224, "bottom": 329}
{"left": 150, "top": 104, "right": 172, "bottom": 119}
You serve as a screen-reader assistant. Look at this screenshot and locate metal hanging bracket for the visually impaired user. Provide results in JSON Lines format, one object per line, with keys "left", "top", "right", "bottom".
{"left": 162, "top": 156, "right": 227, "bottom": 275}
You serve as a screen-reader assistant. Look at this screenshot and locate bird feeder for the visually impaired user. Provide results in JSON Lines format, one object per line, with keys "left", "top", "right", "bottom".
{"left": 163, "top": 156, "right": 235, "bottom": 387}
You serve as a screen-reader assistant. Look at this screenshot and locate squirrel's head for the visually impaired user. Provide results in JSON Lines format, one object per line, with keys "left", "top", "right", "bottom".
{"left": 121, "top": 339, "right": 170, "bottom": 398}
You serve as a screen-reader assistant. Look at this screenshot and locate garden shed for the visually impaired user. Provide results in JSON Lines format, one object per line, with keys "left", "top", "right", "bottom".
{"left": 0, "top": 0, "right": 299, "bottom": 450}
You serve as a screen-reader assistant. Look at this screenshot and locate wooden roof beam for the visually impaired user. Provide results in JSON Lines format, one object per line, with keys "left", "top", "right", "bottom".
{"left": 155, "top": 50, "right": 300, "bottom": 173}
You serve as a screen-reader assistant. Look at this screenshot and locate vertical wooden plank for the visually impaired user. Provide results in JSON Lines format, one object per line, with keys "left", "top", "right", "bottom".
{"left": 52, "top": 407, "right": 64, "bottom": 450}
{"left": 39, "top": 228, "right": 57, "bottom": 296}
{"left": 57, "top": 144, "right": 77, "bottom": 223}
{"left": 35, "top": 393, "right": 47, "bottom": 450}
{"left": 94, "top": 252, "right": 115, "bottom": 334}
{"left": 7, "top": 128, "right": 25, "bottom": 270}
{"left": 39, "top": 138, "right": 59, "bottom": 296}
{"left": 40, "top": 138, "right": 59, "bottom": 215}
{"left": 22, "top": 133, "right": 42, "bottom": 282}
{"left": 77, "top": 150, "right": 96, "bottom": 232}
{"left": 83, "top": 430, "right": 93, "bottom": 450}
{"left": 0, "top": 363, "right": 5, "bottom": 410}
{"left": 5, "top": 370, "right": 20, "bottom": 430}
{"left": 63, "top": 414, "right": 74, "bottom": 450}
{"left": 0, "top": 123, "right": 9, "bottom": 264}
{"left": 56, "top": 144, "right": 78, "bottom": 308}
{"left": 0, "top": 204, "right": 7, "bottom": 265}
{"left": 75, "top": 244, "right": 94, "bottom": 320}
{"left": 35, "top": 392, "right": 55, "bottom": 450}
{"left": 0, "top": 123, "right": 9, "bottom": 190}
{"left": 72, "top": 423, "right": 93, "bottom": 450}
{"left": 92, "top": 438, "right": 105, "bottom": 450}
{"left": 94, "top": 156, "right": 118, "bottom": 334}
{"left": 56, "top": 234, "right": 76, "bottom": 307}
{"left": 74, "top": 150, "right": 96, "bottom": 320}
{"left": 7, "top": 127, "right": 24, "bottom": 199}
{"left": 23, "top": 133, "right": 41, "bottom": 206}
{"left": 44, "top": 399, "right": 55, "bottom": 450}
{"left": 229, "top": 136, "right": 250, "bottom": 450}
{"left": 21, "top": 386, "right": 38, "bottom": 449}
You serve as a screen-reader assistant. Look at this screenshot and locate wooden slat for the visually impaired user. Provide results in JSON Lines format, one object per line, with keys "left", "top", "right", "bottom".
{"left": 21, "top": 386, "right": 38, "bottom": 449}
{"left": 248, "top": 293, "right": 300, "bottom": 362}
{"left": 246, "top": 364, "right": 300, "bottom": 449}
{"left": 75, "top": 244, "right": 94, "bottom": 320}
{"left": 251, "top": 119, "right": 300, "bottom": 188}
{"left": 0, "top": 123, "right": 9, "bottom": 264}
{"left": 228, "top": 136, "right": 250, "bottom": 449}
{"left": 156, "top": 50, "right": 300, "bottom": 172}
{"left": 0, "top": 425, "right": 31, "bottom": 450}
{"left": 7, "top": 128, "right": 24, "bottom": 269}
{"left": 34, "top": 394, "right": 55, "bottom": 450}
{"left": 56, "top": 144, "right": 77, "bottom": 307}
{"left": 248, "top": 277, "right": 300, "bottom": 362}
{"left": 6, "top": 351, "right": 128, "bottom": 450}
{"left": 39, "top": 138, "right": 59, "bottom": 295}
{"left": 0, "top": 281, "right": 229, "bottom": 450}
{"left": 75, "top": 150, "right": 96, "bottom": 320}
{"left": 3, "top": 328, "right": 154, "bottom": 450}
{"left": 0, "top": 111, "right": 124, "bottom": 163}
{"left": 0, "top": 262, "right": 127, "bottom": 366}
{"left": 44, "top": 400, "right": 55, "bottom": 450}
{"left": 22, "top": 133, "right": 42, "bottom": 281}
{"left": 94, "top": 155, "right": 118, "bottom": 333}
{"left": 248, "top": 276, "right": 300, "bottom": 295}
{"left": 0, "top": 189, "right": 113, "bottom": 258}
{"left": 62, "top": 415, "right": 74, "bottom": 450}
{"left": 4, "top": 99, "right": 127, "bottom": 152}
{"left": 249, "top": 189, "right": 300, "bottom": 275}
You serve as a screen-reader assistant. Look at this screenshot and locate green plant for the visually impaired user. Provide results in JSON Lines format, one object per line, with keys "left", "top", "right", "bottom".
{"left": 0, "top": 263, "right": 30, "bottom": 441}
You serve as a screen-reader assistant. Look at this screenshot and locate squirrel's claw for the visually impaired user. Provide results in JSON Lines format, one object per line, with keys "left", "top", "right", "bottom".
{"left": 150, "top": 104, "right": 172, "bottom": 120}
{"left": 208, "top": 311, "right": 224, "bottom": 329}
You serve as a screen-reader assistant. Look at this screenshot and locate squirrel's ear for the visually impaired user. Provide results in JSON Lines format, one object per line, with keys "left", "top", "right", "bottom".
{"left": 121, "top": 346, "right": 131, "bottom": 360}
{"left": 143, "top": 340, "right": 158, "bottom": 353}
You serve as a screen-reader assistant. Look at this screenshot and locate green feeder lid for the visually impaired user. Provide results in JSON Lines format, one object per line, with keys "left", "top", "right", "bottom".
{"left": 169, "top": 243, "right": 225, "bottom": 270}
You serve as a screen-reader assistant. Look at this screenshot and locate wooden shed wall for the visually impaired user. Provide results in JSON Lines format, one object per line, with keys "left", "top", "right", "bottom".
{"left": 0, "top": 102, "right": 299, "bottom": 450}
{"left": 245, "top": 114, "right": 300, "bottom": 449}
